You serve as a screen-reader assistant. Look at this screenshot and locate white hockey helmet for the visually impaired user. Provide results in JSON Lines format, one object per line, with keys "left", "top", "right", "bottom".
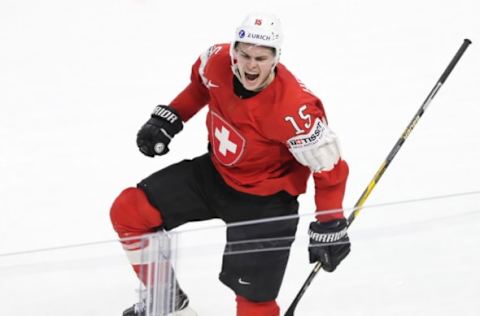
{"left": 230, "top": 13, "right": 284, "bottom": 67}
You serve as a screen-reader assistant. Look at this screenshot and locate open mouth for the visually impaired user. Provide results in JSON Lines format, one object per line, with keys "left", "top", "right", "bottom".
{"left": 245, "top": 72, "right": 259, "bottom": 81}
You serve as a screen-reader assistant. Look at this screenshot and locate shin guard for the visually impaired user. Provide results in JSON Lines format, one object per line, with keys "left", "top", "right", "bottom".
{"left": 110, "top": 187, "right": 164, "bottom": 284}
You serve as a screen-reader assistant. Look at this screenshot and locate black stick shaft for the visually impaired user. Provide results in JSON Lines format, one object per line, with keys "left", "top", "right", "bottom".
{"left": 348, "top": 38, "right": 472, "bottom": 226}
{"left": 284, "top": 39, "right": 472, "bottom": 316}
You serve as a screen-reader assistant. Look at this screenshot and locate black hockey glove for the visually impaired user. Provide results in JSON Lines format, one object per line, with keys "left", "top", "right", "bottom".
{"left": 308, "top": 218, "right": 351, "bottom": 272}
{"left": 136, "top": 105, "right": 183, "bottom": 157}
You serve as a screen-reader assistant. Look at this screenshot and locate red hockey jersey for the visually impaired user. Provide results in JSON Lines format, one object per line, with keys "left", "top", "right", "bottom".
{"left": 170, "top": 44, "right": 348, "bottom": 221}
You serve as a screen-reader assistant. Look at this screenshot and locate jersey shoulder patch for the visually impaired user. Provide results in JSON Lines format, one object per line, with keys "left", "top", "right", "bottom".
{"left": 198, "top": 43, "right": 230, "bottom": 89}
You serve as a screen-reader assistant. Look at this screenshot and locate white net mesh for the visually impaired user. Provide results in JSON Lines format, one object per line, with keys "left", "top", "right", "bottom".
{"left": 138, "top": 231, "right": 179, "bottom": 316}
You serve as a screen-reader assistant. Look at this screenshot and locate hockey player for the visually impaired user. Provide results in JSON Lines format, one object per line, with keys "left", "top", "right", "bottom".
{"left": 110, "top": 12, "right": 351, "bottom": 316}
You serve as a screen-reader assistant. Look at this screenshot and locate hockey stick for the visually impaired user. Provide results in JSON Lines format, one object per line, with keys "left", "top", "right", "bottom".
{"left": 284, "top": 38, "right": 472, "bottom": 316}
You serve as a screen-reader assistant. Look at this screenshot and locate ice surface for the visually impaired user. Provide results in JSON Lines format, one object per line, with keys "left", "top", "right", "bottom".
{"left": 1, "top": 193, "right": 479, "bottom": 315}
{"left": 1, "top": 0, "right": 479, "bottom": 315}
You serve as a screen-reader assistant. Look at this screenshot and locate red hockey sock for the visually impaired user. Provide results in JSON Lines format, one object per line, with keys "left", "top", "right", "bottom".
{"left": 236, "top": 295, "right": 280, "bottom": 316}
{"left": 110, "top": 187, "right": 164, "bottom": 284}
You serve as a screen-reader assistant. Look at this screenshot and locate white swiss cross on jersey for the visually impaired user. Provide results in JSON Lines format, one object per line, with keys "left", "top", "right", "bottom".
{"left": 210, "top": 111, "right": 245, "bottom": 166}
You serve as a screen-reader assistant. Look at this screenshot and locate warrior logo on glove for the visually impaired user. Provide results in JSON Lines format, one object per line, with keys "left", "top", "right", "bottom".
{"left": 152, "top": 106, "right": 180, "bottom": 124}
{"left": 136, "top": 105, "right": 183, "bottom": 157}
{"left": 308, "top": 219, "right": 351, "bottom": 272}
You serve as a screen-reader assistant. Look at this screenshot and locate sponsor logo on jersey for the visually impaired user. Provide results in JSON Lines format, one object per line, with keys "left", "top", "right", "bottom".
{"left": 287, "top": 119, "right": 326, "bottom": 149}
{"left": 206, "top": 80, "right": 219, "bottom": 88}
{"left": 210, "top": 111, "right": 246, "bottom": 166}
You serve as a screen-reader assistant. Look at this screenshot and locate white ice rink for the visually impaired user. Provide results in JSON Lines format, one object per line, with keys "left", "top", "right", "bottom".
{"left": 1, "top": 0, "right": 479, "bottom": 315}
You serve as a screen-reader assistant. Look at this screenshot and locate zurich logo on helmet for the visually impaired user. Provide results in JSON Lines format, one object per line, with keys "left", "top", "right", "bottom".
{"left": 238, "top": 30, "right": 246, "bottom": 38}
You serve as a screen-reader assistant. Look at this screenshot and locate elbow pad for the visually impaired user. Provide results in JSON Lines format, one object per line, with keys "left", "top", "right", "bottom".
{"left": 286, "top": 118, "right": 341, "bottom": 172}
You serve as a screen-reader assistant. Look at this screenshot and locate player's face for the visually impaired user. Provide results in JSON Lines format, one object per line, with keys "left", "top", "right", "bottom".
{"left": 234, "top": 43, "right": 276, "bottom": 91}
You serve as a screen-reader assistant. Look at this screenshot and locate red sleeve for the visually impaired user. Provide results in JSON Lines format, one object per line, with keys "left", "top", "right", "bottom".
{"left": 279, "top": 98, "right": 349, "bottom": 222}
{"left": 313, "top": 159, "right": 349, "bottom": 222}
{"left": 170, "top": 57, "right": 210, "bottom": 122}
